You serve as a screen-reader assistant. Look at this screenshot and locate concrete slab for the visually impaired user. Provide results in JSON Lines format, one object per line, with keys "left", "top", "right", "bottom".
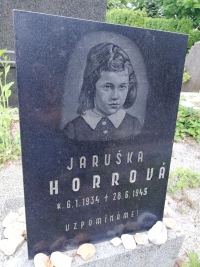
{"left": 0, "top": 229, "right": 184, "bottom": 267}
{"left": 180, "top": 92, "right": 200, "bottom": 110}
{"left": 1, "top": 198, "right": 184, "bottom": 267}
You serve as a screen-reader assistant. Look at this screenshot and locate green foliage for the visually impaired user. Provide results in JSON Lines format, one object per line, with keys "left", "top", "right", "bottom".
{"left": 182, "top": 251, "right": 200, "bottom": 267}
{"left": 143, "top": 0, "right": 163, "bottom": 18}
{"left": 144, "top": 17, "right": 192, "bottom": 33}
{"left": 0, "top": 49, "right": 21, "bottom": 167}
{"left": 107, "top": 0, "right": 146, "bottom": 10}
{"left": 162, "top": 0, "right": 200, "bottom": 28}
{"left": 144, "top": 17, "right": 200, "bottom": 49}
{"left": 174, "top": 105, "right": 200, "bottom": 143}
{"left": 168, "top": 167, "right": 200, "bottom": 194}
{"left": 177, "top": 18, "right": 194, "bottom": 33}
{"left": 188, "top": 30, "right": 200, "bottom": 49}
{"left": 130, "top": 0, "right": 145, "bottom": 10}
{"left": 106, "top": 9, "right": 147, "bottom": 28}
{"left": 107, "top": 0, "right": 200, "bottom": 29}
{"left": 106, "top": 9, "right": 196, "bottom": 48}
{"left": 107, "top": 0, "right": 129, "bottom": 10}
{"left": 110, "top": 0, "right": 164, "bottom": 15}
{"left": 182, "top": 68, "right": 191, "bottom": 83}
{"left": 162, "top": 0, "right": 182, "bottom": 19}
{"left": 145, "top": 17, "right": 177, "bottom": 31}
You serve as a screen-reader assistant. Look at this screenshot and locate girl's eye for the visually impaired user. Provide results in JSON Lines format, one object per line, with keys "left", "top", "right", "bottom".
{"left": 104, "top": 85, "right": 112, "bottom": 90}
{"left": 119, "top": 85, "right": 127, "bottom": 90}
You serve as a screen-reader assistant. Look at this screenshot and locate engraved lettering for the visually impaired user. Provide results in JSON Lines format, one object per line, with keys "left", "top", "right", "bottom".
{"left": 112, "top": 173, "right": 119, "bottom": 186}
{"left": 116, "top": 150, "right": 122, "bottom": 164}
{"left": 72, "top": 178, "right": 80, "bottom": 192}
{"left": 96, "top": 218, "right": 102, "bottom": 225}
{"left": 65, "top": 224, "right": 69, "bottom": 231}
{"left": 105, "top": 154, "right": 111, "bottom": 166}
{"left": 129, "top": 170, "right": 137, "bottom": 183}
{"left": 93, "top": 175, "right": 100, "bottom": 188}
{"left": 81, "top": 221, "right": 85, "bottom": 228}
{"left": 123, "top": 212, "right": 128, "bottom": 219}
{"left": 67, "top": 157, "right": 73, "bottom": 170}
{"left": 147, "top": 168, "right": 154, "bottom": 180}
{"left": 92, "top": 155, "right": 98, "bottom": 167}
{"left": 127, "top": 152, "right": 133, "bottom": 163}
{"left": 138, "top": 151, "right": 143, "bottom": 162}
{"left": 49, "top": 180, "right": 58, "bottom": 195}
{"left": 159, "top": 166, "right": 165, "bottom": 179}
{"left": 80, "top": 156, "right": 86, "bottom": 168}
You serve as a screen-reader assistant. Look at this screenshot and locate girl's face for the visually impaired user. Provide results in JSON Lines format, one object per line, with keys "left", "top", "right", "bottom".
{"left": 94, "top": 70, "right": 129, "bottom": 116}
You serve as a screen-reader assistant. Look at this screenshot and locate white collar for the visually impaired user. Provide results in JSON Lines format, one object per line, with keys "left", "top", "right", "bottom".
{"left": 81, "top": 109, "right": 126, "bottom": 130}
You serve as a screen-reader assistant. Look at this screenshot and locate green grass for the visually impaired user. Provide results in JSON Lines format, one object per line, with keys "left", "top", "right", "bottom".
{"left": 168, "top": 167, "right": 200, "bottom": 194}
{"left": 174, "top": 105, "right": 200, "bottom": 143}
{"left": 182, "top": 252, "right": 200, "bottom": 267}
{"left": 0, "top": 49, "right": 21, "bottom": 167}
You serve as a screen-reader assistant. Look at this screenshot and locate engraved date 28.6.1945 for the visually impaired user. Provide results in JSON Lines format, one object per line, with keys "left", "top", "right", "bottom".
{"left": 65, "top": 187, "right": 147, "bottom": 209}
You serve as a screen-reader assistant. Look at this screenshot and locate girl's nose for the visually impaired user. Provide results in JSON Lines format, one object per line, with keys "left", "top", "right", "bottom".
{"left": 111, "top": 88, "right": 119, "bottom": 100}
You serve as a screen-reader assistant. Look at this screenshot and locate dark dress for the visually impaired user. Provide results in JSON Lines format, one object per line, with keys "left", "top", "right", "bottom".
{"left": 63, "top": 113, "right": 141, "bottom": 141}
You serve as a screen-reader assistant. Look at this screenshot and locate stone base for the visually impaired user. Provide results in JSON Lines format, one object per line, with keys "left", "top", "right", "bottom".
{"left": 0, "top": 231, "right": 184, "bottom": 267}
{"left": 1, "top": 198, "right": 184, "bottom": 267}
{"left": 70, "top": 233, "right": 184, "bottom": 267}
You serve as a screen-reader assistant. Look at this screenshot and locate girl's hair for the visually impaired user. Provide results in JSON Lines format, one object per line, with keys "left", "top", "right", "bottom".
{"left": 77, "top": 42, "right": 138, "bottom": 115}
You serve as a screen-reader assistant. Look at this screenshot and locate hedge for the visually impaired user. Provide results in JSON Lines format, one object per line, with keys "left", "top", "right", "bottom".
{"left": 106, "top": 9, "right": 147, "bottom": 28}
{"left": 144, "top": 17, "right": 192, "bottom": 34}
{"left": 106, "top": 9, "right": 200, "bottom": 49}
{"left": 188, "top": 30, "right": 200, "bottom": 49}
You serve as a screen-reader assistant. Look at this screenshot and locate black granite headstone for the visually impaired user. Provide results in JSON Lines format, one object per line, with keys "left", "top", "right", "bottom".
{"left": 13, "top": 10, "right": 188, "bottom": 259}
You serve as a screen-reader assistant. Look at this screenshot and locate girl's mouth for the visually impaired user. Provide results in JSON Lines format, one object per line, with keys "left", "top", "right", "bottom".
{"left": 109, "top": 103, "right": 119, "bottom": 108}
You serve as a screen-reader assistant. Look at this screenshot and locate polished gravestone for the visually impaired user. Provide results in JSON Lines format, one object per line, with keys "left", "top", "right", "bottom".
{"left": 13, "top": 10, "right": 188, "bottom": 259}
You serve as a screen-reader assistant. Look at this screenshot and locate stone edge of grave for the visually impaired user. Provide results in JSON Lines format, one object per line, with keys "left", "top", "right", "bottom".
{"left": 69, "top": 232, "right": 184, "bottom": 267}
{"left": 0, "top": 230, "right": 184, "bottom": 267}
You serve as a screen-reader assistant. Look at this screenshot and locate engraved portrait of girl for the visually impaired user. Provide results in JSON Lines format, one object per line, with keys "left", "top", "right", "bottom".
{"left": 63, "top": 42, "right": 142, "bottom": 141}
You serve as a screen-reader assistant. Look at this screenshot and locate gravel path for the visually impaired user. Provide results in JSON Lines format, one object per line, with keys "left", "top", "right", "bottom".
{"left": 170, "top": 141, "right": 200, "bottom": 173}
{"left": 0, "top": 159, "right": 23, "bottom": 224}
{"left": 0, "top": 141, "right": 200, "bottom": 263}
{"left": 168, "top": 141, "right": 200, "bottom": 262}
